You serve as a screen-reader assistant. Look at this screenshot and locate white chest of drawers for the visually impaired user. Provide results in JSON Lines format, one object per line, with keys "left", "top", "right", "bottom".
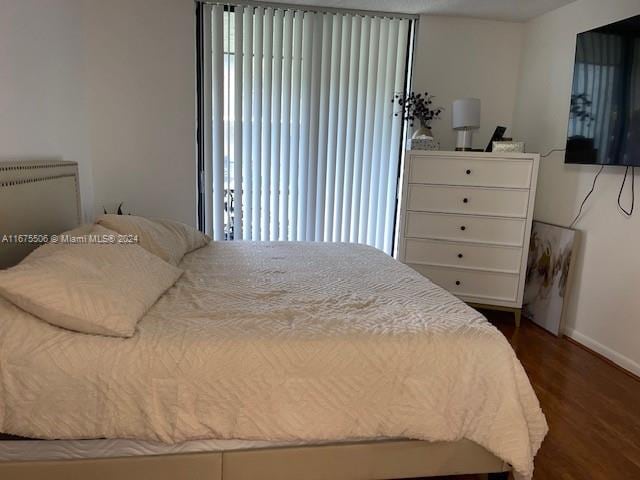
{"left": 397, "top": 151, "right": 540, "bottom": 324}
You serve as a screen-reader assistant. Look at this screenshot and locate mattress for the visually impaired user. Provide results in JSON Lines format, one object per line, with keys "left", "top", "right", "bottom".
{"left": 0, "top": 242, "right": 547, "bottom": 479}
{"left": 0, "top": 437, "right": 368, "bottom": 462}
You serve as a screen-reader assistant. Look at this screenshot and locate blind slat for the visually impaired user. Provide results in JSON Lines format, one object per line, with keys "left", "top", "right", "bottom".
{"left": 233, "top": 7, "right": 243, "bottom": 240}
{"left": 251, "top": 7, "right": 263, "bottom": 240}
{"left": 297, "top": 13, "right": 313, "bottom": 241}
{"left": 289, "top": 10, "right": 303, "bottom": 240}
{"left": 270, "top": 9, "right": 283, "bottom": 241}
{"left": 340, "top": 15, "right": 361, "bottom": 242}
{"left": 349, "top": 16, "right": 371, "bottom": 242}
{"left": 211, "top": 5, "right": 225, "bottom": 241}
{"left": 261, "top": 8, "right": 273, "bottom": 240}
{"left": 366, "top": 19, "right": 390, "bottom": 245}
{"left": 241, "top": 7, "right": 253, "bottom": 240}
{"left": 332, "top": 14, "right": 352, "bottom": 242}
{"left": 305, "top": 13, "right": 323, "bottom": 241}
{"left": 314, "top": 14, "right": 333, "bottom": 241}
{"left": 279, "top": 10, "right": 294, "bottom": 241}
{"left": 358, "top": 17, "right": 380, "bottom": 244}
{"left": 375, "top": 18, "right": 399, "bottom": 249}
{"left": 323, "top": 14, "right": 342, "bottom": 242}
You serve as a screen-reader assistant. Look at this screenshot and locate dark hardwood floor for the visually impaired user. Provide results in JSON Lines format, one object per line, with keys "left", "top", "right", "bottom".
{"left": 432, "top": 311, "right": 640, "bottom": 480}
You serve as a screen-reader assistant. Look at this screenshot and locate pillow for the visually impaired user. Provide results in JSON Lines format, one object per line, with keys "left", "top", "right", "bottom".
{"left": 26, "top": 224, "right": 94, "bottom": 261}
{"left": 97, "top": 214, "right": 210, "bottom": 265}
{"left": 0, "top": 225, "right": 183, "bottom": 337}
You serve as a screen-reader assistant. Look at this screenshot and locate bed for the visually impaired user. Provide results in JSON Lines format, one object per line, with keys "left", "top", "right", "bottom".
{"left": 0, "top": 160, "right": 547, "bottom": 480}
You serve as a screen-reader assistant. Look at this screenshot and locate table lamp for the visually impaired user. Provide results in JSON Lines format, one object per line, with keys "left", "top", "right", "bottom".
{"left": 452, "top": 98, "right": 481, "bottom": 151}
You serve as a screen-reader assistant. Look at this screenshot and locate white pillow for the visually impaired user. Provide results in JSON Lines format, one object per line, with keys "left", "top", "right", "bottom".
{"left": 97, "top": 215, "right": 210, "bottom": 265}
{"left": 0, "top": 226, "right": 183, "bottom": 337}
{"left": 26, "top": 224, "right": 94, "bottom": 261}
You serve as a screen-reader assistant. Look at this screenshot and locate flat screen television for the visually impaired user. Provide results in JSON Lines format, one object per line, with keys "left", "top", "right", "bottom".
{"left": 565, "top": 14, "right": 640, "bottom": 166}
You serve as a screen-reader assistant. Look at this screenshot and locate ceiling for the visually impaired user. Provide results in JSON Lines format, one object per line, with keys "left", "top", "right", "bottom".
{"left": 252, "top": 0, "right": 577, "bottom": 22}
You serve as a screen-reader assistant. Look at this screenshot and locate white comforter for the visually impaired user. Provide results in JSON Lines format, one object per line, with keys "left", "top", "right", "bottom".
{"left": 0, "top": 242, "right": 547, "bottom": 478}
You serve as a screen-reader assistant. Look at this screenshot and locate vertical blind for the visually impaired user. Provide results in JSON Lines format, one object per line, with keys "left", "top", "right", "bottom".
{"left": 199, "top": 2, "right": 414, "bottom": 254}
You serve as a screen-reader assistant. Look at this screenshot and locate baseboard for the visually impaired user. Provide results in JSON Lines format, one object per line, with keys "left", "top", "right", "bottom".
{"left": 564, "top": 328, "right": 640, "bottom": 379}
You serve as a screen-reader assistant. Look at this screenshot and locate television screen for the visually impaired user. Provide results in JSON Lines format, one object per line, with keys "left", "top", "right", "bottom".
{"left": 565, "top": 14, "right": 640, "bottom": 166}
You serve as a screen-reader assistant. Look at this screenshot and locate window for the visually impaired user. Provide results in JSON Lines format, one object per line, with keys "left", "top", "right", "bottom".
{"left": 197, "top": 2, "right": 416, "bottom": 254}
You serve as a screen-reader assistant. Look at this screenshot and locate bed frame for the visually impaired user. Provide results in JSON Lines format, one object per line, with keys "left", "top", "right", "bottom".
{"left": 0, "top": 159, "right": 81, "bottom": 268}
{"left": 0, "top": 160, "right": 510, "bottom": 480}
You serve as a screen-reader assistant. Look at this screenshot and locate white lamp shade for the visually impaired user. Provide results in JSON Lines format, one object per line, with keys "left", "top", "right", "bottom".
{"left": 452, "top": 98, "right": 481, "bottom": 130}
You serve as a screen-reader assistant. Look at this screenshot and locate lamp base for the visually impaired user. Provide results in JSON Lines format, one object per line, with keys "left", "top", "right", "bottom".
{"left": 456, "top": 130, "right": 475, "bottom": 150}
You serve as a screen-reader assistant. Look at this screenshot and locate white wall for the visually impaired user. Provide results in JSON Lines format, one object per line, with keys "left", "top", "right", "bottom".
{"left": 513, "top": 0, "right": 640, "bottom": 375}
{"left": 412, "top": 16, "right": 524, "bottom": 151}
{"left": 0, "top": 0, "right": 197, "bottom": 226}
{"left": 0, "top": 0, "right": 93, "bottom": 221}
{"left": 83, "top": 0, "right": 197, "bottom": 225}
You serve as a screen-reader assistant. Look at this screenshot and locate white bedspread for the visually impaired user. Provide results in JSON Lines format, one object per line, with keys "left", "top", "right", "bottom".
{"left": 0, "top": 242, "right": 547, "bottom": 478}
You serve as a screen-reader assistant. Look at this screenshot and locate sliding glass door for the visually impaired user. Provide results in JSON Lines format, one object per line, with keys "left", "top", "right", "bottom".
{"left": 197, "top": 2, "right": 415, "bottom": 254}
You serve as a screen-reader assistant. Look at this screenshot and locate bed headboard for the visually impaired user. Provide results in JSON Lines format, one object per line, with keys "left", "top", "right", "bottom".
{"left": 0, "top": 160, "right": 81, "bottom": 269}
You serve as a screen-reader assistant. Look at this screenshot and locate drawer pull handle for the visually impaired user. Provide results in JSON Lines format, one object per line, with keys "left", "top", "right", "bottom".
{"left": 466, "top": 169, "right": 471, "bottom": 175}
{"left": 460, "top": 226, "right": 466, "bottom": 231}
{"left": 455, "top": 280, "right": 461, "bottom": 286}
{"left": 457, "top": 253, "right": 463, "bottom": 258}
{"left": 463, "top": 197, "right": 469, "bottom": 203}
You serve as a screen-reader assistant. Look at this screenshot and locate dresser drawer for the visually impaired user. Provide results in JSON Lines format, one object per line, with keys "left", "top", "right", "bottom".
{"left": 410, "top": 264, "right": 519, "bottom": 302}
{"left": 404, "top": 211, "right": 526, "bottom": 246}
{"left": 409, "top": 155, "right": 533, "bottom": 188}
{"left": 404, "top": 238, "right": 522, "bottom": 273}
{"left": 407, "top": 184, "right": 529, "bottom": 218}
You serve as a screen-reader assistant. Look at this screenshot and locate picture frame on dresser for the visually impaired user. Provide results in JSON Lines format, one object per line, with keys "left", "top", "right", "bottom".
{"left": 397, "top": 150, "right": 540, "bottom": 326}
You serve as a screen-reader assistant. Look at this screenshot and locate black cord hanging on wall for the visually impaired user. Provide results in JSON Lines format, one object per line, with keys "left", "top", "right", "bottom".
{"left": 540, "top": 149, "right": 636, "bottom": 227}
{"left": 617, "top": 166, "right": 635, "bottom": 217}
{"left": 569, "top": 165, "right": 604, "bottom": 228}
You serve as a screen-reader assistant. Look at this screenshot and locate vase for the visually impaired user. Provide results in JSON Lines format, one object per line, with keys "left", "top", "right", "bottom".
{"left": 412, "top": 126, "right": 433, "bottom": 139}
{"left": 411, "top": 125, "right": 439, "bottom": 151}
